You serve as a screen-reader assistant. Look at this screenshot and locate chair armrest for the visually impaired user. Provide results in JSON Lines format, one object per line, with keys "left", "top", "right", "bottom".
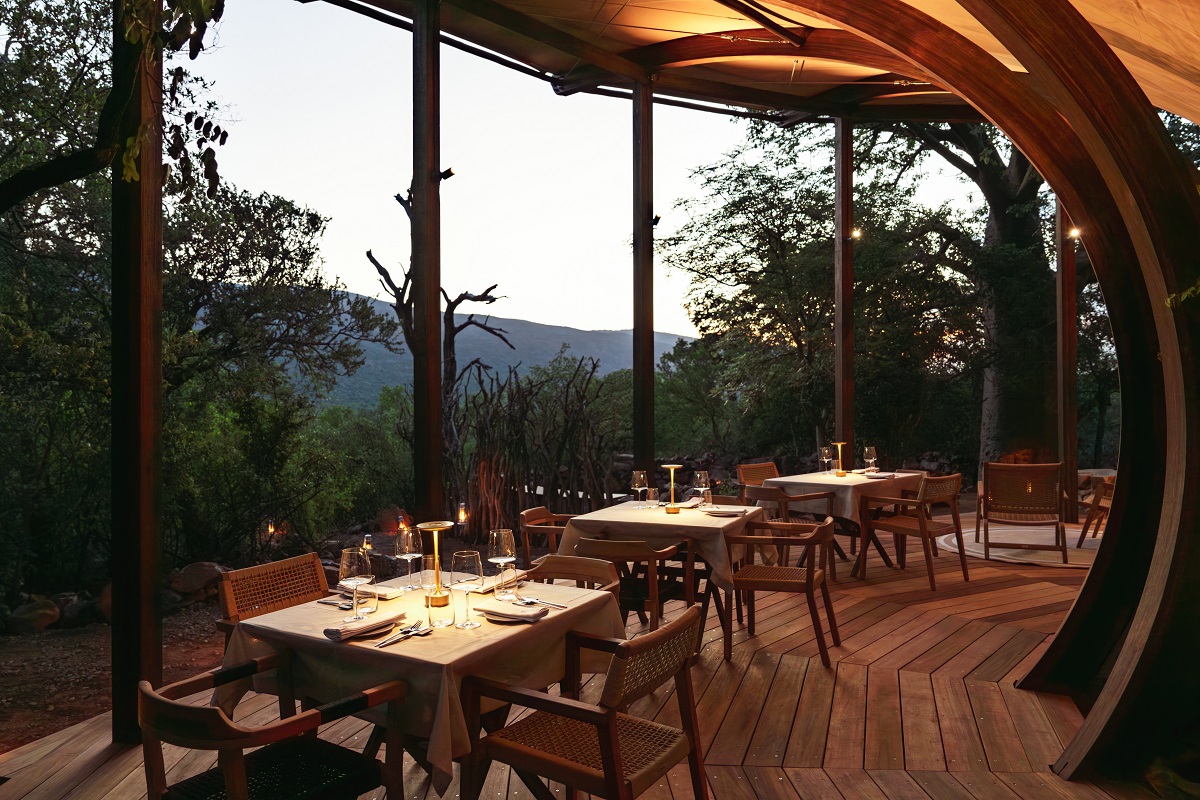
{"left": 160, "top": 654, "right": 281, "bottom": 699}
{"left": 727, "top": 533, "right": 823, "bottom": 548}
{"left": 462, "top": 676, "right": 609, "bottom": 725}
{"left": 245, "top": 679, "right": 408, "bottom": 747}
{"left": 549, "top": 513, "right": 576, "bottom": 525}
{"left": 566, "top": 630, "right": 623, "bottom": 655}
{"left": 860, "top": 494, "right": 921, "bottom": 508}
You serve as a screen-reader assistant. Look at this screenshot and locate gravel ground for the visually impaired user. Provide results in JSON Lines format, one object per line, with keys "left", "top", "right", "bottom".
{"left": 0, "top": 601, "right": 226, "bottom": 754}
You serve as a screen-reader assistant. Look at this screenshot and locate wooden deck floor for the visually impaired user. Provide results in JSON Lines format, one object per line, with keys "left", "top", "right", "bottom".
{"left": 0, "top": 530, "right": 1155, "bottom": 800}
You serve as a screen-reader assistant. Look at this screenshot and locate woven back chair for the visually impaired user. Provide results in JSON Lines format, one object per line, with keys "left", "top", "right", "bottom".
{"left": 1077, "top": 476, "right": 1115, "bottom": 547}
{"left": 737, "top": 460, "right": 779, "bottom": 489}
{"left": 980, "top": 462, "right": 1068, "bottom": 563}
{"left": 139, "top": 654, "right": 406, "bottom": 800}
{"left": 725, "top": 518, "right": 840, "bottom": 665}
{"left": 574, "top": 538, "right": 684, "bottom": 631}
{"left": 461, "top": 606, "right": 707, "bottom": 800}
{"left": 859, "top": 474, "right": 967, "bottom": 591}
{"left": 519, "top": 506, "right": 576, "bottom": 568}
{"left": 525, "top": 554, "right": 620, "bottom": 599}
{"left": 217, "top": 553, "right": 329, "bottom": 643}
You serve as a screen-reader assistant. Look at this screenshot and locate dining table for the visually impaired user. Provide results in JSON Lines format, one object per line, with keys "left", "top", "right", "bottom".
{"left": 556, "top": 500, "right": 766, "bottom": 590}
{"left": 762, "top": 470, "right": 926, "bottom": 528}
{"left": 214, "top": 575, "right": 624, "bottom": 795}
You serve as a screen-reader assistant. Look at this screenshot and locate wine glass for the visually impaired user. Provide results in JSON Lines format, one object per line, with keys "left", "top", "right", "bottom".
{"left": 864, "top": 446, "right": 878, "bottom": 471}
{"left": 396, "top": 524, "right": 422, "bottom": 591}
{"left": 820, "top": 446, "right": 834, "bottom": 474}
{"left": 452, "top": 551, "right": 483, "bottom": 629}
{"left": 631, "top": 470, "right": 648, "bottom": 508}
{"left": 488, "top": 528, "right": 517, "bottom": 601}
{"left": 337, "top": 547, "right": 373, "bottom": 623}
{"left": 694, "top": 470, "right": 711, "bottom": 506}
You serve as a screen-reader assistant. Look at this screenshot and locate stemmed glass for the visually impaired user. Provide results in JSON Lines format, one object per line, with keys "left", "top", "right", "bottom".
{"left": 488, "top": 528, "right": 518, "bottom": 601}
{"left": 694, "top": 470, "right": 711, "bottom": 506}
{"left": 820, "top": 446, "right": 834, "bottom": 474}
{"left": 396, "top": 524, "right": 422, "bottom": 591}
{"left": 864, "top": 446, "right": 878, "bottom": 471}
{"left": 452, "top": 551, "right": 483, "bottom": 629}
{"left": 337, "top": 548, "right": 373, "bottom": 623}
{"left": 631, "top": 470, "right": 649, "bottom": 508}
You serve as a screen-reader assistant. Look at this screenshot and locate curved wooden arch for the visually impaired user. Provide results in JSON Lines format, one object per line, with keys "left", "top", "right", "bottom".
{"left": 554, "top": 27, "right": 939, "bottom": 95}
{"left": 769, "top": 0, "right": 1196, "bottom": 778}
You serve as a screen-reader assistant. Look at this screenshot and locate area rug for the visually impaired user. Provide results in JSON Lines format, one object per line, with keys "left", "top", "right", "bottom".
{"left": 936, "top": 524, "right": 1100, "bottom": 569}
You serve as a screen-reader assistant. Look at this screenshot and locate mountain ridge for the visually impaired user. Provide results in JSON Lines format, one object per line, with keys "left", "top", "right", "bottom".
{"left": 327, "top": 297, "right": 691, "bottom": 407}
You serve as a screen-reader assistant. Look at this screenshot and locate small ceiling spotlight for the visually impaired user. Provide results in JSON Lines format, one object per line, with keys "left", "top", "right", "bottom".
{"left": 439, "top": 167, "right": 455, "bottom": 180}
{"left": 851, "top": 227, "right": 863, "bottom": 239}
{"left": 650, "top": 214, "right": 662, "bottom": 227}
{"left": 1068, "top": 227, "right": 1082, "bottom": 239}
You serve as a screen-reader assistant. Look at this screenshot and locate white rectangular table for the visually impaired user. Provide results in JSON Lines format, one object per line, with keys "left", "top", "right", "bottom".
{"left": 557, "top": 502, "right": 766, "bottom": 590}
{"left": 215, "top": 577, "right": 624, "bottom": 795}
{"left": 763, "top": 471, "right": 925, "bottom": 528}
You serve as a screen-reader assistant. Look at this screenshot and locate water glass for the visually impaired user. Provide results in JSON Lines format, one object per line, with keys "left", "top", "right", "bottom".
{"left": 338, "top": 548, "right": 373, "bottom": 622}
{"left": 694, "top": 471, "right": 711, "bottom": 505}
{"left": 397, "top": 525, "right": 421, "bottom": 590}
{"left": 864, "top": 446, "right": 878, "bottom": 471}
{"left": 631, "top": 470, "right": 648, "bottom": 508}
{"left": 820, "top": 446, "right": 834, "bottom": 474}
{"left": 488, "top": 528, "right": 517, "bottom": 601}
{"left": 452, "top": 551, "right": 483, "bottom": 629}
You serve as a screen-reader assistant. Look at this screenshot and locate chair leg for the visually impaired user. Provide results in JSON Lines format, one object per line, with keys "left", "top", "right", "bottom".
{"left": 955, "top": 530, "right": 970, "bottom": 582}
{"left": 807, "top": 591, "right": 831, "bottom": 667}
{"left": 734, "top": 588, "right": 744, "bottom": 625}
{"left": 1060, "top": 523, "right": 1069, "bottom": 564}
{"left": 514, "top": 769, "right": 562, "bottom": 800}
{"left": 820, "top": 580, "right": 840, "bottom": 645}
{"left": 363, "top": 725, "right": 385, "bottom": 759}
{"left": 521, "top": 531, "right": 532, "bottom": 569}
{"left": 920, "top": 535, "right": 937, "bottom": 591}
{"left": 1076, "top": 510, "right": 1095, "bottom": 548}
{"left": 747, "top": 590, "right": 756, "bottom": 636}
{"left": 975, "top": 500, "right": 982, "bottom": 542}
{"left": 896, "top": 534, "right": 907, "bottom": 569}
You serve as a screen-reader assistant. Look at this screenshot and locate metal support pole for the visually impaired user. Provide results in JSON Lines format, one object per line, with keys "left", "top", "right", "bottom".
{"left": 632, "top": 82, "right": 655, "bottom": 474}
{"left": 110, "top": 0, "right": 163, "bottom": 742}
{"left": 834, "top": 118, "right": 855, "bottom": 457}
{"left": 412, "top": 0, "right": 444, "bottom": 519}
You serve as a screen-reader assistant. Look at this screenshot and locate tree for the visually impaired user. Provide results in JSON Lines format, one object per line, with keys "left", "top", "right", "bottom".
{"left": 660, "top": 123, "right": 981, "bottom": 469}
{"left": 0, "top": 0, "right": 225, "bottom": 215}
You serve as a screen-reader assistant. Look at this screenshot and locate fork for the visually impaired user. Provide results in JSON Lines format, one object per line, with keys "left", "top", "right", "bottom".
{"left": 374, "top": 622, "right": 427, "bottom": 648}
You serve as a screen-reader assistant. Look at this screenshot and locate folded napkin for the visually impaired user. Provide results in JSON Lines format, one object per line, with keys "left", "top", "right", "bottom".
{"left": 473, "top": 598, "right": 548, "bottom": 622}
{"left": 671, "top": 497, "right": 702, "bottom": 509}
{"left": 336, "top": 582, "right": 404, "bottom": 600}
{"left": 323, "top": 611, "right": 406, "bottom": 641}
{"left": 705, "top": 504, "right": 749, "bottom": 515}
{"left": 866, "top": 472, "right": 896, "bottom": 479}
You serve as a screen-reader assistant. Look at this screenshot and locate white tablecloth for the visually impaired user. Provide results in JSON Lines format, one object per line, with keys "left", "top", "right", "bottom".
{"left": 215, "top": 578, "right": 624, "bottom": 795}
{"left": 763, "top": 471, "right": 925, "bottom": 526}
{"left": 556, "top": 503, "right": 766, "bottom": 589}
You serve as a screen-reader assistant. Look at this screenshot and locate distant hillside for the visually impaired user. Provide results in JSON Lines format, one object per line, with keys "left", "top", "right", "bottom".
{"left": 327, "top": 298, "right": 690, "bottom": 407}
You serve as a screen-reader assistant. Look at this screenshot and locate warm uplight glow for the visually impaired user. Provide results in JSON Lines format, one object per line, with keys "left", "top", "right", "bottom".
{"left": 851, "top": 228, "right": 863, "bottom": 239}
{"left": 457, "top": 502, "right": 467, "bottom": 523}
{"left": 1068, "top": 227, "right": 1082, "bottom": 239}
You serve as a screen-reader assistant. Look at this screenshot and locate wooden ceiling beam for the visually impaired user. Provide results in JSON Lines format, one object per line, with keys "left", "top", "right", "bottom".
{"left": 710, "top": 0, "right": 812, "bottom": 48}
{"left": 778, "top": 72, "right": 963, "bottom": 124}
{"left": 441, "top": 0, "right": 651, "bottom": 84}
{"left": 554, "top": 28, "right": 935, "bottom": 96}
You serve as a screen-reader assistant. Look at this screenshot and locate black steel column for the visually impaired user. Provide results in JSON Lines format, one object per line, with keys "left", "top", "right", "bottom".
{"left": 834, "top": 118, "right": 855, "bottom": 458}
{"left": 632, "top": 82, "right": 655, "bottom": 474}
{"left": 110, "top": 0, "right": 163, "bottom": 742}
{"left": 412, "top": 0, "right": 444, "bottom": 520}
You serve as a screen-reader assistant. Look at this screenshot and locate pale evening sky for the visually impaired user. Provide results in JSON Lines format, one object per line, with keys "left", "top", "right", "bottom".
{"left": 187, "top": 0, "right": 765, "bottom": 339}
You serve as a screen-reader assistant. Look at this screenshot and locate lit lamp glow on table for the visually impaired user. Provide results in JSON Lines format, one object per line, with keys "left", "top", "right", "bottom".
{"left": 832, "top": 442, "right": 847, "bottom": 477}
{"left": 662, "top": 464, "right": 683, "bottom": 514}
{"left": 417, "top": 520, "right": 453, "bottom": 608}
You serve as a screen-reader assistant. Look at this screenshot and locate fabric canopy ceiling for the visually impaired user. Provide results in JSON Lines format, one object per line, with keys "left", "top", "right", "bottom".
{"left": 348, "top": 0, "right": 1200, "bottom": 124}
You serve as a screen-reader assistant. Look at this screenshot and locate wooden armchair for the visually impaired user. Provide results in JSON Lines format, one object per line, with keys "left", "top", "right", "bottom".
{"left": 1077, "top": 477, "right": 1114, "bottom": 547}
{"left": 217, "top": 553, "right": 329, "bottom": 644}
{"left": 525, "top": 554, "right": 620, "bottom": 600}
{"left": 743, "top": 484, "right": 845, "bottom": 576}
{"left": 735, "top": 460, "right": 779, "bottom": 502}
{"left": 573, "top": 538, "right": 687, "bottom": 631}
{"left": 725, "top": 518, "right": 840, "bottom": 665}
{"left": 859, "top": 474, "right": 967, "bottom": 591}
{"left": 139, "top": 653, "right": 406, "bottom": 800}
{"left": 979, "top": 462, "right": 1068, "bottom": 563}
{"left": 519, "top": 506, "right": 576, "bottom": 568}
{"left": 461, "top": 606, "right": 707, "bottom": 800}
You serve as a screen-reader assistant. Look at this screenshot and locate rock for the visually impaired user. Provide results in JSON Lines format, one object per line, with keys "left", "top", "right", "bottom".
{"left": 322, "top": 562, "right": 340, "bottom": 589}
{"left": 7, "top": 598, "right": 61, "bottom": 633}
{"left": 0, "top": 603, "right": 9, "bottom": 633}
{"left": 169, "top": 562, "right": 228, "bottom": 597}
{"left": 59, "top": 598, "right": 98, "bottom": 628}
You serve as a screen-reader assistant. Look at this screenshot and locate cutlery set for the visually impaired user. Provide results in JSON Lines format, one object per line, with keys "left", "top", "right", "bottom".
{"left": 374, "top": 621, "right": 432, "bottom": 647}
